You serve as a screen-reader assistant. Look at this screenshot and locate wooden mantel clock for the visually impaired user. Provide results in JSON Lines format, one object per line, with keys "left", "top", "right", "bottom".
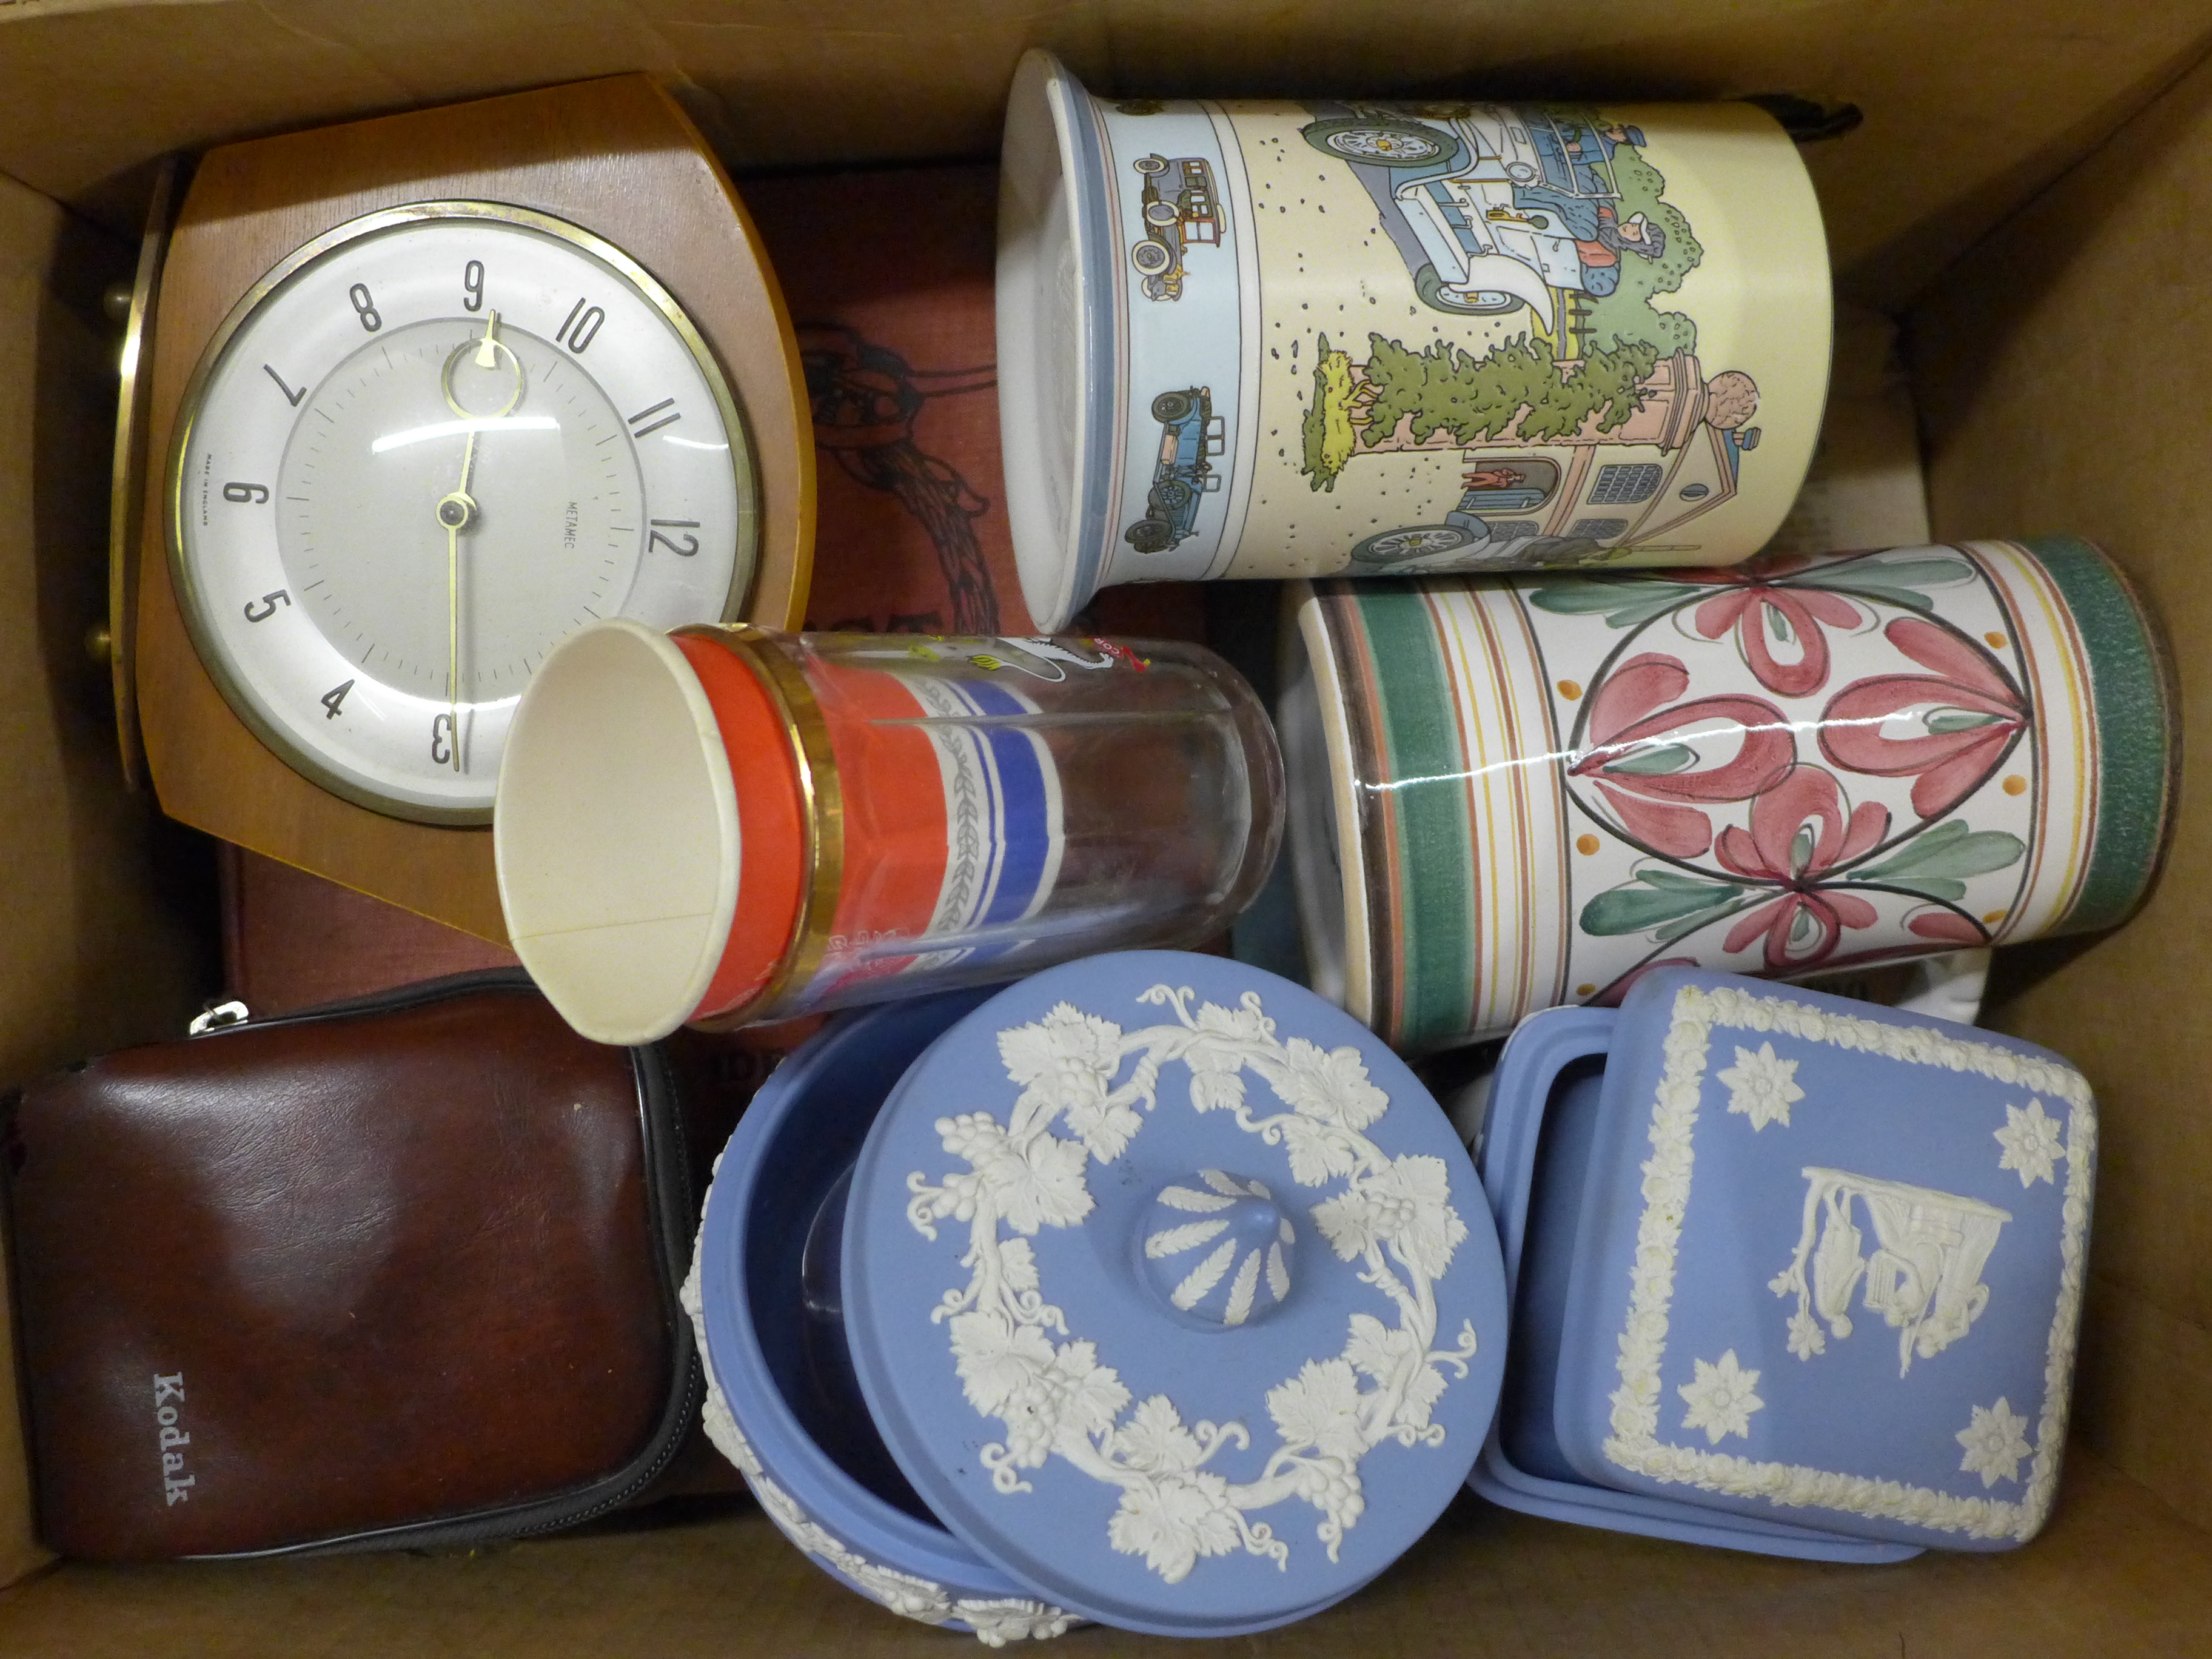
{"left": 126, "top": 76, "right": 813, "bottom": 942}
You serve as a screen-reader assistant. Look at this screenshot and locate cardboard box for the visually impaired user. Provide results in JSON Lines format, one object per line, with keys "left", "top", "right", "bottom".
{"left": 2, "top": 2, "right": 2210, "bottom": 1650}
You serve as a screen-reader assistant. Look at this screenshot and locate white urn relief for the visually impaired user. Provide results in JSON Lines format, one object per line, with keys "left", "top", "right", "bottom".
{"left": 1770, "top": 1167, "right": 2011, "bottom": 1377}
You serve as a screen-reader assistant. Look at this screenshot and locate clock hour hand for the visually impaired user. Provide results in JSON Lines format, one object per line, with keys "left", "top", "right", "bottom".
{"left": 473, "top": 308, "right": 506, "bottom": 370}
{"left": 441, "top": 310, "right": 524, "bottom": 505}
{"left": 443, "top": 516, "right": 463, "bottom": 773}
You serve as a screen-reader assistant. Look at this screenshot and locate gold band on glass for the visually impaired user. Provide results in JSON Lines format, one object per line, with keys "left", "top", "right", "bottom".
{"left": 674, "top": 625, "right": 845, "bottom": 1029}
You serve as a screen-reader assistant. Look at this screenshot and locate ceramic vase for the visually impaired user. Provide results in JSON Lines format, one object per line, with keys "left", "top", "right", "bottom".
{"left": 999, "top": 50, "right": 1831, "bottom": 628}
{"left": 1280, "top": 537, "right": 2176, "bottom": 1053}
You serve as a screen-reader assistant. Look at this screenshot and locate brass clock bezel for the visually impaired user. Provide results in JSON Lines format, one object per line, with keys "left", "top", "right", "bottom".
{"left": 166, "top": 197, "right": 762, "bottom": 826}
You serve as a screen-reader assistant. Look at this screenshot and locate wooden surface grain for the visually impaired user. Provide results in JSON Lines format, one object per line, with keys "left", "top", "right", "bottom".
{"left": 135, "top": 75, "right": 813, "bottom": 942}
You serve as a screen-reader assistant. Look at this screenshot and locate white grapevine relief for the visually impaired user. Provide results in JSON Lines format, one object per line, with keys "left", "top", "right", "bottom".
{"left": 1769, "top": 1167, "right": 2011, "bottom": 1377}
{"left": 904, "top": 988, "right": 1480, "bottom": 1584}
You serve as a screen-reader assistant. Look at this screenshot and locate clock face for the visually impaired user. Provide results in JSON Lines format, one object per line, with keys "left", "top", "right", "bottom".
{"left": 170, "top": 202, "right": 758, "bottom": 824}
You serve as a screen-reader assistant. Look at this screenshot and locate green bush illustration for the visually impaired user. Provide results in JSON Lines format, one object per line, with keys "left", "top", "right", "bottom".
{"left": 1301, "top": 332, "right": 1660, "bottom": 489}
{"left": 1577, "top": 116, "right": 1703, "bottom": 356}
{"left": 1301, "top": 333, "right": 1361, "bottom": 492}
{"left": 1363, "top": 332, "right": 1657, "bottom": 447}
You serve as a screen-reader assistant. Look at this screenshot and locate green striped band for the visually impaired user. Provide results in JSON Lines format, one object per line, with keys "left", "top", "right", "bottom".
{"left": 1332, "top": 582, "right": 1478, "bottom": 1051}
{"left": 2020, "top": 535, "right": 2179, "bottom": 934}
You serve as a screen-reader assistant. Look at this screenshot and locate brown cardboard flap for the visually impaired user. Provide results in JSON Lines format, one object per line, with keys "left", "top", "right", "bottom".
{"left": 1913, "top": 35, "right": 2212, "bottom": 1524}
{"left": 0, "top": 0, "right": 2206, "bottom": 312}
{"left": 0, "top": 151, "right": 214, "bottom": 1594}
{"left": 2076, "top": 1278, "right": 2212, "bottom": 1533}
{"left": 0, "top": 0, "right": 2209, "bottom": 1634}
{"left": 0, "top": 1449, "right": 2195, "bottom": 1654}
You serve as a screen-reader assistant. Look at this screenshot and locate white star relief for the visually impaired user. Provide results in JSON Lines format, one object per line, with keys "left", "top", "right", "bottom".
{"left": 1994, "top": 1099, "right": 2065, "bottom": 1188}
{"left": 1678, "top": 1350, "right": 1764, "bottom": 1445}
{"left": 1716, "top": 1042, "right": 1805, "bottom": 1131}
{"left": 1956, "top": 1397, "right": 2033, "bottom": 1487}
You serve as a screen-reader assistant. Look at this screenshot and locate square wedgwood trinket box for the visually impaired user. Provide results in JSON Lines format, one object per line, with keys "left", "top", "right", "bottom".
{"left": 1472, "top": 968, "right": 2093, "bottom": 1557}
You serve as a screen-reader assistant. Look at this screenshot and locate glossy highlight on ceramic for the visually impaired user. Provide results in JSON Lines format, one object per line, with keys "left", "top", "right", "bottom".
{"left": 1287, "top": 537, "right": 2174, "bottom": 1051}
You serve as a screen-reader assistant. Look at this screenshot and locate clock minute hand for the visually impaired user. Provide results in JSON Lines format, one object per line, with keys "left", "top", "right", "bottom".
{"left": 432, "top": 310, "right": 524, "bottom": 775}
{"left": 434, "top": 467, "right": 474, "bottom": 774}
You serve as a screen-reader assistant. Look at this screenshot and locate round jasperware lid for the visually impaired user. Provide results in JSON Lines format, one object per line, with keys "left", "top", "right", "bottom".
{"left": 840, "top": 951, "right": 1508, "bottom": 1637}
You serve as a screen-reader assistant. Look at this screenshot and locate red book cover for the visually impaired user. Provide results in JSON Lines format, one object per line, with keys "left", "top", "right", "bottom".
{"left": 745, "top": 165, "right": 1025, "bottom": 636}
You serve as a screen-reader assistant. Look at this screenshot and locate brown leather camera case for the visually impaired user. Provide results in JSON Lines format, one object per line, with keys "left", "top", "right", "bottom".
{"left": 4, "top": 971, "right": 739, "bottom": 1560}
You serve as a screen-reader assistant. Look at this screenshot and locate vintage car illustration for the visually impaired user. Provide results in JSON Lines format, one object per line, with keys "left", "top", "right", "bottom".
{"left": 1301, "top": 104, "right": 1663, "bottom": 323}
{"left": 1124, "top": 387, "right": 1225, "bottom": 554}
{"left": 1128, "top": 154, "right": 1222, "bottom": 300}
{"left": 1349, "top": 461, "right": 1566, "bottom": 568}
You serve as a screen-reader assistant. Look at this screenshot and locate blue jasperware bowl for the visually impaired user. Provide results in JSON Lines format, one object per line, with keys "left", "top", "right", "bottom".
{"left": 683, "top": 985, "right": 1078, "bottom": 1645}
{"left": 690, "top": 951, "right": 1510, "bottom": 1640}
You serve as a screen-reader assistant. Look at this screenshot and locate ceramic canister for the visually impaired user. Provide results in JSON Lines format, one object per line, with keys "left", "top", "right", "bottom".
{"left": 1470, "top": 968, "right": 2094, "bottom": 1555}
{"left": 997, "top": 50, "right": 1831, "bottom": 630}
{"left": 688, "top": 952, "right": 1509, "bottom": 1639}
{"left": 495, "top": 623, "right": 1281, "bottom": 1044}
{"left": 1279, "top": 537, "right": 2177, "bottom": 1053}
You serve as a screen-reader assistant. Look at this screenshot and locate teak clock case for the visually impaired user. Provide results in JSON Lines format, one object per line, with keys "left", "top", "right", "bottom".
{"left": 134, "top": 75, "right": 816, "bottom": 943}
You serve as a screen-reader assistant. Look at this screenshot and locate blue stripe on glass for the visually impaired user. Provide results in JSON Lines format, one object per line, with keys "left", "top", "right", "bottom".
{"left": 964, "top": 680, "right": 1055, "bottom": 927}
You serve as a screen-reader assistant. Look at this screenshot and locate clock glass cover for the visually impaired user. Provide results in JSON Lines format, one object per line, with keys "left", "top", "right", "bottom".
{"left": 170, "top": 201, "right": 757, "bottom": 823}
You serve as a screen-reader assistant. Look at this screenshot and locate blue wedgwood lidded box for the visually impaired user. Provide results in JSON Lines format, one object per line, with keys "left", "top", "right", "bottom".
{"left": 1472, "top": 967, "right": 2094, "bottom": 1558}
{"left": 686, "top": 952, "right": 1511, "bottom": 1640}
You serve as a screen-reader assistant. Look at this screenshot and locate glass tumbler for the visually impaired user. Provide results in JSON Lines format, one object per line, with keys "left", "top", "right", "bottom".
{"left": 495, "top": 624, "right": 1282, "bottom": 1043}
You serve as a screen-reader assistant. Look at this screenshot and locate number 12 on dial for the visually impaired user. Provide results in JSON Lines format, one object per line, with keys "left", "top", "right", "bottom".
{"left": 168, "top": 201, "right": 760, "bottom": 824}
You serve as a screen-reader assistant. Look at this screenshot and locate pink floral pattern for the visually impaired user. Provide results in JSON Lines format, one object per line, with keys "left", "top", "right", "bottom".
{"left": 1568, "top": 652, "right": 1794, "bottom": 858}
{"left": 1906, "top": 908, "right": 1987, "bottom": 945}
{"left": 1818, "top": 616, "right": 2026, "bottom": 820}
{"left": 1666, "top": 557, "right": 1866, "bottom": 698}
{"left": 1547, "top": 551, "right": 2034, "bottom": 992}
{"left": 1712, "top": 765, "right": 1889, "bottom": 971}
